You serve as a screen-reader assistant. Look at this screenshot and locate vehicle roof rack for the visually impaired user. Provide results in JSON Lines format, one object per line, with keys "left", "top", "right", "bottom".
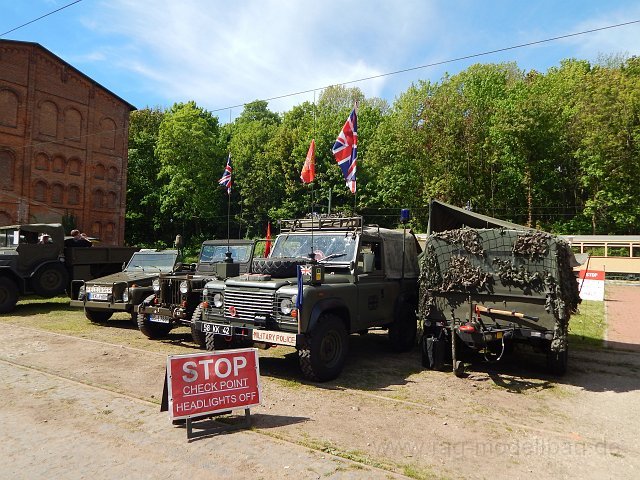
{"left": 279, "top": 215, "right": 364, "bottom": 233}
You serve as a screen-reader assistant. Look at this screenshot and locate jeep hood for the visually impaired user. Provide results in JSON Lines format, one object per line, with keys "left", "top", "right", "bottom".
{"left": 84, "top": 270, "right": 161, "bottom": 285}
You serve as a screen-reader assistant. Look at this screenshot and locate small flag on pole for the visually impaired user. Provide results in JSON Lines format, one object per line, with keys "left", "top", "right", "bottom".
{"left": 300, "top": 139, "right": 316, "bottom": 184}
{"left": 331, "top": 106, "right": 357, "bottom": 194}
{"left": 296, "top": 265, "right": 304, "bottom": 312}
{"left": 265, "top": 222, "right": 272, "bottom": 257}
{"left": 218, "top": 153, "right": 232, "bottom": 194}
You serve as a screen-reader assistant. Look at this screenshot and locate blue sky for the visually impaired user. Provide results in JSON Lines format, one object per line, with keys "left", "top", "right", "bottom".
{"left": 2, "top": 1, "right": 640, "bottom": 121}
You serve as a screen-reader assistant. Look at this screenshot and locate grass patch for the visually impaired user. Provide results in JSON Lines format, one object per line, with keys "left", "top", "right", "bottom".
{"left": 569, "top": 300, "right": 606, "bottom": 348}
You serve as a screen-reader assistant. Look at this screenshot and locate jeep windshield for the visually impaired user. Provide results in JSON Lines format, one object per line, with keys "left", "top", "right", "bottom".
{"left": 199, "top": 244, "right": 251, "bottom": 263}
{"left": 269, "top": 233, "right": 356, "bottom": 263}
{"left": 125, "top": 252, "right": 178, "bottom": 272}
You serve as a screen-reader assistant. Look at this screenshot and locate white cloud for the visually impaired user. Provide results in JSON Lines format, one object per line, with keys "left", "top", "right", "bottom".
{"left": 84, "top": 0, "right": 441, "bottom": 113}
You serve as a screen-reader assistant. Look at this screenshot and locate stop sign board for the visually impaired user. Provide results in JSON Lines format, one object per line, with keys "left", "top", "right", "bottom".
{"left": 166, "top": 348, "right": 262, "bottom": 420}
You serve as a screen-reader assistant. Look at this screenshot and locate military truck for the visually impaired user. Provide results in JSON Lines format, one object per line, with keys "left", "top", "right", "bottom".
{"left": 136, "top": 239, "right": 256, "bottom": 343}
{"left": 69, "top": 249, "right": 181, "bottom": 323}
{"left": 0, "top": 223, "right": 138, "bottom": 313}
{"left": 418, "top": 200, "right": 581, "bottom": 376}
{"left": 194, "top": 216, "right": 420, "bottom": 382}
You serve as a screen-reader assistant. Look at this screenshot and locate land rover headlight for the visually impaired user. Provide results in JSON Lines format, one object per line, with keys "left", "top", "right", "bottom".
{"left": 152, "top": 278, "right": 160, "bottom": 291}
{"left": 280, "top": 297, "right": 294, "bottom": 315}
{"left": 122, "top": 289, "right": 129, "bottom": 302}
{"left": 213, "top": 292, "right": 224, "bottom": 308}
{"left": 202, "top": 288, "right": 208, "bottom": 297}
{"left": 179, "top": 280, "right": 189, "bottom": 294}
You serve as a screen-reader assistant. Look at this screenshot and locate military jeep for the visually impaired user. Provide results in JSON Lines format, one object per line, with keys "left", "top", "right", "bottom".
{"left": 136, "top": 239, "right": 255, "bottom": 342}
{"left": 70, "top": 249, "right": 180, "bottom": 323}
{"left": 195, "top": 216, "right": 420, "bottom": 382}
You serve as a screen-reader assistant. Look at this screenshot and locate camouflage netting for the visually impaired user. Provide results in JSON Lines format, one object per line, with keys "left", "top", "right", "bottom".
{"left": 418, "top": 229, "right": 581, "bottom": 352}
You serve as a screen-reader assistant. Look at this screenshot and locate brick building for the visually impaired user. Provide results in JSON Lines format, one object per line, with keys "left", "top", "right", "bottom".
{"left": 0, "top": 39, "right": 135, "bottom": 245}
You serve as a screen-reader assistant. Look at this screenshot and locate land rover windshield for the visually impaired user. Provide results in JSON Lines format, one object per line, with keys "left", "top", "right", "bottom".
{"left": 269, "top": 233, "right": 357, "bottom": 263}
{"left": 125, "top": 251, "right": 177, "bottom": 273}
{"left": 199, "top": 244, "right": 251, "bottom": 263}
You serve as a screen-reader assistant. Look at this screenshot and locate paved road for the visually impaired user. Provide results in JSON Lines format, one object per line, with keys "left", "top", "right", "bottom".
{"left": 606, "top": 283, "right": 640, "bottom": 351}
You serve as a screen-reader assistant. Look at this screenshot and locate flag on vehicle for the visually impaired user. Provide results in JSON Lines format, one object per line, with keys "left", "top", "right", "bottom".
{"left": 265, "top": 222, "right": 272, "bottom": 257}
{"left": 331, "top": 105, "right": 357, "bottom": 194}
{"left": 300, "top": 139, "right": 316, "bottom": 184}
{"left": 218, "top": 153, "right": 232, "bottom": 194}
{"left": 296, "top": 265, "right": 304, "bottom": 312}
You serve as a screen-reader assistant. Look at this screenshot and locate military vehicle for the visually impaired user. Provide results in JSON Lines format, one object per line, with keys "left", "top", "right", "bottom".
{"left": 136, "top": 239, "right": 256, "bottom": 343}
{"left": 0, "top": 223, "right": 137, "bottom": 313}
{"left": 418, "top": 200, "right": 581, "bottom": 376}
{"left": 70, "top": 249, "right": 180, "bottom": 323}
{"left": 194, "top": 216, "right": 420, "bottom": 382}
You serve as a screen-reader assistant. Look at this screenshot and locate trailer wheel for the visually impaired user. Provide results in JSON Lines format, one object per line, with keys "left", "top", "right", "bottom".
{"left": 190, "top": 305, "right": 206, "bottom": 348}
{"left": 388, "top": 303, "right": 417, "bottom": 352}
{"left": 32, "top": 263, "right": 68, "bottom": 297}
{"left": 84, "top": 308, "right": 113, "bottom": 323}
{"left": 298, "top": 313, "right": 348, "bottom": 382}
{"left": 137, "top": 295, "right": 172, "bottom": 339}
{"left": 0, "top": 277, "right": 19, "bottom": 313}
{"left": 546, "top": 346, "right": 568, "bottom": 376}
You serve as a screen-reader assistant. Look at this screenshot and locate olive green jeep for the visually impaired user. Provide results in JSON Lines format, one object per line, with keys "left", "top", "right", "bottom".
{"left": 195, "top": 216, "right": 420, "bottom": 381}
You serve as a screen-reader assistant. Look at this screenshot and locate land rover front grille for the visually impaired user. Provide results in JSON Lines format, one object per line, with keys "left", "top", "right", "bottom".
{"left": 223, "top": 287, "right": 276, "bottom": 323}
{"left": 159, "top": 278, "right": 182, "bottom": 306}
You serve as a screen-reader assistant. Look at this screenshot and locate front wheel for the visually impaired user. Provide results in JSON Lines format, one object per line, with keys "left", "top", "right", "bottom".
{"left": 190, "top": 304, "right": 206, "bottom": 348}
{"left": 85, "top": 308, "right": 113, "bottom": 323}
{"left": 137, "top": 294, "right": 172, "bottom": 339}
{"left": 0, "top": 277, "right": 19, "bottom": 313}
{"left": 298, "top": 314, "right": 348, "bottom": 382}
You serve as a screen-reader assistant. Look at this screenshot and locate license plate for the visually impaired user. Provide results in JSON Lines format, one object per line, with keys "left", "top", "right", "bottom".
{"left": 201, "top": 323, "right": 232, "bottom": 335}
{"left": 149, "top": 314, "right": 171, "bottom": 323}
{"left": 252, "top": 329, "right": 297, "bottom": 346}
{"left": 88, "top": 293, "right": 108, "bottom": 301}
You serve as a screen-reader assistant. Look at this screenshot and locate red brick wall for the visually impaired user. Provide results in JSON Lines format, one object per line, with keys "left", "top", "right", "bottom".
{"left": 0, "top": 40, "right": 133, "bottom": 245}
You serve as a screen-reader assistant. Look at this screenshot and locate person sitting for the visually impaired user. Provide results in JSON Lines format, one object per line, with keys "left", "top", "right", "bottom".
{"left": 38, "top": 234, "right": 52, "bottom": 244}
{"left": 67, "top": 229, "right": 92, "bottom": 247}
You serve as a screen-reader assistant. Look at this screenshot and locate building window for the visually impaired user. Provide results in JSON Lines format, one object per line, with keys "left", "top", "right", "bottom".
{"left": 91, "top": 222, "right": 102, "bottom": 238}
{"left": 108, "top": 166, "right": 118, "bottom": 181}
{"left": 51, "top": 184, "right": 64, "bottom": 204}
{"left": 35, "top": 152, "right": 49, "bottom": 171}
{"left": 105, "top": 223, "right": 115, "bottom": 242}
{"left": 34, "top": 181, "right": 47, "bottom": 202}
{"left": 93, "top": 189, "right": 104, "bottom": 209}
{"left": 68, "top": 185, "right": 80, "bottom": 205}
{"left": 52, "top": 155, "right": 66, "bottom": 173}
{"left": 0, "top": 150, "right": 15, "bottom": 190}
{"left": 0, "top": 211, "right": 12, "bottom": 225}
{"left": 69, "top": 157, "right": 81, "bottom": 175}
{"left": 107, "top": 191, "right": 117, "bottom": 209}
{"left": 95, "top": 163, "right": 105, "bottom": 179}
{"left": 99, "top": 117, "right": 117, "bottom": 150}
{"left": 0, "top": 89, "right": 19, "bottom": 128}
{"left": 38, "top": 101, "right": 58, "bottom": 137}
{"left": 64, "top": 108, "right": 82, "bottom": 141}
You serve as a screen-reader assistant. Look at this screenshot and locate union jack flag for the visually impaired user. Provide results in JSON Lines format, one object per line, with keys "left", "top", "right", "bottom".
{"left": 300, "top": 265, "right": 312, "bottom": 276}
{"left": 218, "top": 153, "right": 232, "bottom": 194}
{"left": 331, "top": 106, "right": 357, "bottom": 194}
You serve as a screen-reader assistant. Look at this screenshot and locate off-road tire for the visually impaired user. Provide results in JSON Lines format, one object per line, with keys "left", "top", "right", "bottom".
{"left": 85, "top": 308, "right": 113, "bottom": 323}
{"left": 388, "top": 303, "right": 417, "bottom": 352}
{"left": 0, "top": 277, "right": 19, "bottom": 313}
{"left": 190, "top": 304, "right": 206, "bottom": 348}
{"left": 251, "top": 257, "right": 308, "bottom": 278}
{"left": 137, "top": 294, "right": 172, "bottom": 339}
{"left": 298, "top": 313, "right": 348, "bottom": 382}
{"left": 547, "top": 346, "right": 568, "bottom": 376}
{"left": 205, "top": 332, "right": 232, "bottom": 351}
{"left": 32, "top": 262, "right": 69, "bottom": 297}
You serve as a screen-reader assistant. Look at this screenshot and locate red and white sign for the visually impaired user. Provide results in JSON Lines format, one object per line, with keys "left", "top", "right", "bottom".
{"left": 166, "top": 348, "right": 262, "bottom": 420}
{"left": 252, "top": 329, "right": 297, "bottom": 346}
{"left": 578, "top": 270, "right": 605, "bottom": 301}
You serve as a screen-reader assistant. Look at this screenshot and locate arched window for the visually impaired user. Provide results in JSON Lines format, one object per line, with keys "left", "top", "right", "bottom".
{"left": 35, "top": 152, "right": 49, "bottom": 171}
{"left": 34, "top": 181, "right": 47, "bottom": 202}
{"left": 107, "top": 191, "right": 117, "bottom": 209}
{"left": 95, "top": 163, "right": 105, "bottom": 179}
{"left": 92, "top": 189, "right": 104, "bottom": 209}
{"left": 38, "top": 101, "right": 58, "bottom": 137}
{"left": 69, "top": 157, "right": 81, "bottom": 175}
{"left": 0, "top": 150, "right": 15, "bottom": 190}
{"left": 51, "top": 183, "right": 64, "bottom": 204}
{"left": 108, "top": 166, "right": 118, "bottom": 181}
{"left": 99, "top": 117, "right": 116, "bottom": 149}
{"left": 64, "top": 108, "right": 82, "bottom": 141}
{"left": 105, "top": 223, "right": 115, "bottom": 242}
{"left": 68, "top": 185, "right": 81, "bottom": 205}
{"left": 0, "top": 89, "right": 19, "bottom": 128}
{"left": 91, "top": 222, "right": 102, "bottom": 238}
{"left": 52, "top": 155, "right": 66, "bottom": 173}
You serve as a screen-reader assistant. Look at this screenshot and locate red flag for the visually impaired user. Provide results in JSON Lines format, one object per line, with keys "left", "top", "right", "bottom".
{"left": 265, "top": 222, "right": 272, "bottom": 257}
{"left": 300, "top": 139, "right": 316, "bottom": 184}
